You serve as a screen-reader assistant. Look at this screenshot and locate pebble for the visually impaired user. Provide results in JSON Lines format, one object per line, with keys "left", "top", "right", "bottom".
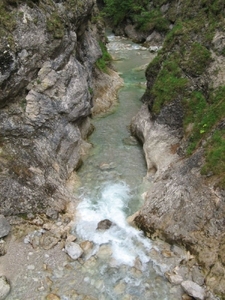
{"left": 27, "top": 265, "right": 35, "bottom": 270}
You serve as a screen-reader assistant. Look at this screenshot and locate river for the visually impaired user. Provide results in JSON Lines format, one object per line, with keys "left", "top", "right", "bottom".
{"left": 73, "top": 33, "right": 184, "bottom": 300}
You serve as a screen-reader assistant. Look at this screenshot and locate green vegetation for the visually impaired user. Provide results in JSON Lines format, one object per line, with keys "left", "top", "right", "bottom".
{"left": 46, "top": 11, "right": 64, "bottom": 39}
{"left": 134, "top": 9, "right": 169, "bottom": 33}
{"left": 201, "top": 130, "right": 225, "bottom": 188}
{"left": 95, "top": 41, "right": 112, "bottom": 73}
{"left": 182, "top": 43, "right": 211, "bottom": 76}
{"left": 183, "top": 87, "right": 225, "bottom": 187}
{"left": 102, "top": 0, "right": 169, "bottom": 34}
{"left": 0, "top": 2, "right": 16, "bottom": 31}
{"left": 145, "top": 54, "right": 189, "bottom": 113}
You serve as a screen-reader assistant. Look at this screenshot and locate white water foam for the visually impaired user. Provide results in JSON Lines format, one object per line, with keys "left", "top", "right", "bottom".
{"left": 75, "top": 182, "right": 151, "bottom": 268}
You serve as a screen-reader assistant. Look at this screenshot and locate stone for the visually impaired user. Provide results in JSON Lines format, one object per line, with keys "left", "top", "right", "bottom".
{"left": 97, "top": 219, "right": 113, "bottom": 230}
{"left": 181, "top": 280, "right": 205, "bottom": 300}
{"left": 0, "top": 240, "right": 6, "bottom": 256}
{"left": 149, "top": 46, "right": 162, "bottom": 53}
{"left": 80, "top": 240, "right": 93, "bottom": 252}
{"left": 0, "top": 276, "right": 10, "bottom": 300}
{"left": 0, "top": 215, "right": 11, "bottom": 238}
{"left": 46, "top": 294, "right": 60, "bottom": 300}
{"left": 192, "top": 266, "right": 205, "bottom": 286}
{"left": 165, "top": 272, "right": 183, "bottom": 285}
{"left": 65, "top": 242, "right": 83, "bottom": 260}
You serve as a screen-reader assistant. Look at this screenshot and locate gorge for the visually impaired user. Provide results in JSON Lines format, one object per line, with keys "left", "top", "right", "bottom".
{"left": 0, "top": 0, "right": 225, "bottom": 299}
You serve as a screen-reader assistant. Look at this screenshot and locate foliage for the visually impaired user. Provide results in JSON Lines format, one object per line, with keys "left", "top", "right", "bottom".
{"left": 181, "top": 43, "right": 211, "bottom": 76}
{"left": 201, "top": 130, "right": 225, "bottom": 188}
{"left": 102, "top": 0, "right": 169, "bottom": 33}
{"left": 46, "top": 11, "right": 64, "bottom": 39}
{"left": 150, "top": 56, "right": 188, "bottom": 113}
{"left": 134, "top": 9, "right": 169, "bottom": 33}
{"left": 95, "top": 41, "right": 112, "bottom": 73}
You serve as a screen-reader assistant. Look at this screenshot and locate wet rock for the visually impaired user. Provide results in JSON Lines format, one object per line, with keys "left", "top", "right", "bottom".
{"left": 65, "top": 242, "right": 83, "bottom": 260}
{"left": 80, "top": 240, "right": 93, "bottom": 252}
{"left": 0, "top": 215, "right": 11, "bottom": 238}
{"left": 181, "top": 280, "right": 205, "bottom": 300}
{"left": 149, "top": 46, "right": 162, "bottom": 53}
{"left": 99, "top": 162, "right": 116, "bottom": 171}
{"left": 0, "top": 276, "right": 10, "bottom": 300}
{"left": 97, "top": 219, "right": 113, "bottom": 230}
{"left": 96, "top": 244, "right": 112, "bottom": 259}
{"left": 122, "top": 136, "right": 138, "bottom": 146}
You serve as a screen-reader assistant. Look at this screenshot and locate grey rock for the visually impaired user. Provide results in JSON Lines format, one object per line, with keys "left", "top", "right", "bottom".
{"left": 0, "top": 276, "right": 10, "bottom": 300}
{"left": 65, "top": 242, "right": 84, "bottom": 260}
{"left": 0, "top": 0, "right": 106, "bottom": 216}
{"left": 181, "top": 280, "right": 205, "bottom": 300}
{"left": 165, "top": 272, "right": 183, "bottom": 285}
{"left": 97, "top": 219, "right": 113, "bottom": 230}
{"left": 0, "top": 215, "right": 10, "bottom": 238}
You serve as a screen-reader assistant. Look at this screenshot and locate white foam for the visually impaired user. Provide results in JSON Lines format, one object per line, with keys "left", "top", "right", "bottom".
{"left": 75, "top": 182, "right": 151, "bottom": 267}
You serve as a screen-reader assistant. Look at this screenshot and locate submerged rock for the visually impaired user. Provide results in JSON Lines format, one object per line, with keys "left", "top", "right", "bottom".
{"left": 97, "top": 219, "right": 114, "bottom": 230}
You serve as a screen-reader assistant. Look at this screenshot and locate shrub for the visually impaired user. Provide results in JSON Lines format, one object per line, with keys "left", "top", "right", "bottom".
{"left": 95, "top": 41, "right": 112, "bottom": 73}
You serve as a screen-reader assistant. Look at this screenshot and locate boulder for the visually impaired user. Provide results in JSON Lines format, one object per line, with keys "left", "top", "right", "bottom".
{"left": 65, "top": 242, "right": 83, "bottom": 260}
{"left": 97, "top": 219, "right": 113, "bottom": 230}
{"left": 0, "top": 215, "right": 11, "bottom": 238}
{"left": 181, "top": 280, "right": 205, "bottom": 300}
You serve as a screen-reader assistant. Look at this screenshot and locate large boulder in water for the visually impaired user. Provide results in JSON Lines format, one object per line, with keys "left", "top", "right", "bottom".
{"left": 97, "top": 219, "right": 114, "bottom": 230}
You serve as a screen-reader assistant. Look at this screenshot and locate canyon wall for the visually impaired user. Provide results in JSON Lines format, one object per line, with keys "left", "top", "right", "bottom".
{"left": 0, "top": 0, "right": 116, "bottom": 217}
{"left": 127, "top": 0, "right": 225, "bottom": 298}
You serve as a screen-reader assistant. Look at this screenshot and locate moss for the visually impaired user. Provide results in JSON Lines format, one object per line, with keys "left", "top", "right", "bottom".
{"left": 46, "top": 11, "right": 64, "bottom": 39}
{"left": 95, "top": 41, "right": 112, "bottom": 73}
{"left": 0, "top": 2, "right": 16, "bottom": 31}
{"left": 181, "top": 43, "right": 212, "bottom": 77}
{"left": 150, "top": 55, "right": 189, "bottom": 113}
{"left": 134, "top": 9, "right": 169, "bottom": 33}
{"left": 201, "top": 130, "right": 225, "bottom": 188}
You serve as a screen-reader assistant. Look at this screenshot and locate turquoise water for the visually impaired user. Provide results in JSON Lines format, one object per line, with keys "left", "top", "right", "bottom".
{"left": 74, "top": 34, "right": 183, "bottom": 300}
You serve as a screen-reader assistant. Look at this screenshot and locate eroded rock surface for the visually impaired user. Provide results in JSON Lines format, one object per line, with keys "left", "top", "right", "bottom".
{"left": 0, "top": 0, "right": 113, "bottom": 216}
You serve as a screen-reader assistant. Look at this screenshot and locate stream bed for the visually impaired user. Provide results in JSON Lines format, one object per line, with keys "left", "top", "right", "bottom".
{"left": 0, "top": 34, "right": 190, "bottom": 300}
{"left": 72, "top": 34, "right": 185, "bottom": 300}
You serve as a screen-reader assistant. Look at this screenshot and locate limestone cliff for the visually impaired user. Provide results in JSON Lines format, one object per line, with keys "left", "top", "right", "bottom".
{"left": 0, "top": 0, "right": 114, "bottom": 217}
{"left": 128, "top": 0, "right": 225, "bottom": 298}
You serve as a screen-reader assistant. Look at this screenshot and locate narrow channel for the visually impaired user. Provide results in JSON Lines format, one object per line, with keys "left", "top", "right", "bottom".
{"left": 73, "top": 34, "right": 183, "bottom": 299}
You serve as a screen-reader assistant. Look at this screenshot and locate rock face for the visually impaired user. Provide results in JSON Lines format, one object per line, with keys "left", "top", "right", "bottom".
{"left": 130, "top": 0, "right": 225, "bottom": 298}
{"left": 0, "top": 0, "right": 108, "bottom": 216}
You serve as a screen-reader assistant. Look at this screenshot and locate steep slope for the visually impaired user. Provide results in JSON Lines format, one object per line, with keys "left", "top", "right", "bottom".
{"left": 117, "top": 0, "right": 225, "bottom": 298}
{"left": 0, "top": 0, "right": 118, "bottom": 217}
